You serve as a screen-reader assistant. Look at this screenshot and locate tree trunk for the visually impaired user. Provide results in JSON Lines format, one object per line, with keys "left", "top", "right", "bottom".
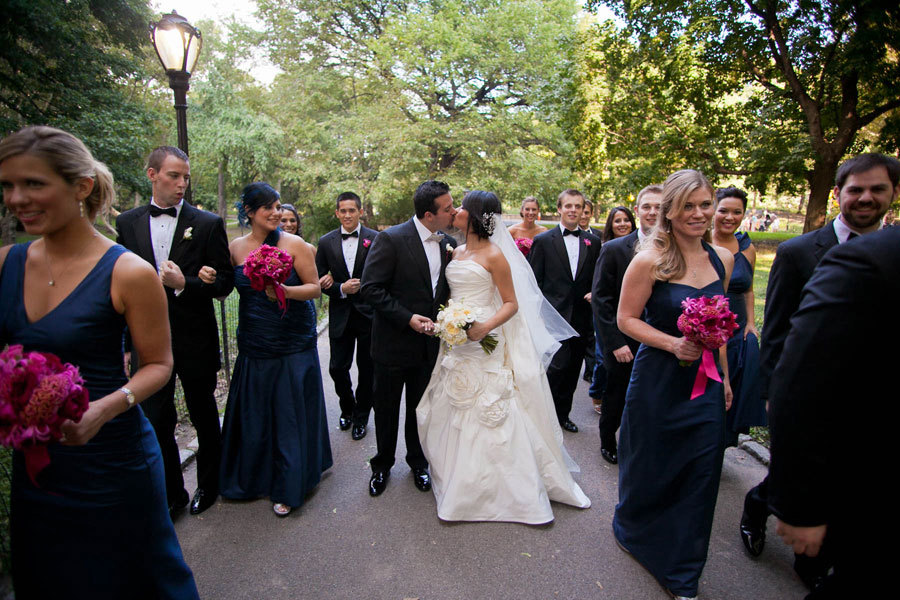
{"left": 796, "top": 193, "right": 806, "bottom": 214}
{"left": 133, "top": 190, "right": 141, "bottom": 208}
{"left": 803, "top": 159, "right": 838, "bottom": 232}
{"left": 751, "top": 190, "right": 758, "bottom": 210}
{"left": 217, "top": 156, "right": 228, "bottom": 220}
{"left": 0, "top": 208, "right": 17, "bottom": 245}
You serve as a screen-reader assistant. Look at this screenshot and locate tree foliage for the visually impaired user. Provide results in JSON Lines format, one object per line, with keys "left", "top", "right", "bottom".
{"left": 584, "top": 0, "right": 900, "bottom": 231}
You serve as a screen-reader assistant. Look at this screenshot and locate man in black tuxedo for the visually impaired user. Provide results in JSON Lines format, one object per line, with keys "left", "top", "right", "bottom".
{"left": 591, "top": 184, "right": 662, "bottom": 464}
{"left": 529, "top": 189, "right": 602, "bottom": 432}
{"left": 768, "top": 225, "right": 899, "bottom": 598}
{"left": 578, "top": 198, "right": 602, "bottom": 382}
{"left": 116, "top": 146, "right": 234, "bottom": 518}
{"left": 739, "top": 153, "right": 898, "bottom": 588}
{"left": 316, "top": 192, "right": 378, "bottom": 441}
{"left": 359, "top": 180, "right": 457, "bottom": 496}
{"left": 580, "top": 198, "right": 603, "bottom": 238}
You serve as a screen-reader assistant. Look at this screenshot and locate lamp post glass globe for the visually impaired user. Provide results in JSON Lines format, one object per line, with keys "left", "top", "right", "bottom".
{"left": 150, "top": 11, "right": 202, "bottom": 75}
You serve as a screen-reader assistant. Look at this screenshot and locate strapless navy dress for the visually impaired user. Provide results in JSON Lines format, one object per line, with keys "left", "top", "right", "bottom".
{"left": 613, "top": 242, "right": 727, "bottom": 598}
{"left": 0, "top": 243, "right": 199, "bottom": 600}
{"left": 219, "top": 261, "right": 332, "bottom": 508}
{"left": 724, "top": 232, "right": 765, "bottom": 446}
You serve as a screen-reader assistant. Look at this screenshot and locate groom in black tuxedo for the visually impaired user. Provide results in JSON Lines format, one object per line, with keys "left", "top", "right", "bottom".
{"left": 529, "top": 189, "right": 602, "bottom": 432}
{"left": 315, "top": 191, "right": 378, "bottom": 441}
{"left": 739, "top": 153, "right": 898, "bottom": 590}
{"left": 116, "top": 146, "right": 234, "bottom": 518}
{"left": 360, "top": 180, "right": 457, "bottom": 496}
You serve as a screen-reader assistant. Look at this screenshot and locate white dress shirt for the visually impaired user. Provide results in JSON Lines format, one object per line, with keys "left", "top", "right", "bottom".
{"left": 414, "top": 216, "right": 442, "bottom": 294}
{"left": 559, "top": 223, "right": 580, "bottom": 279}
{"left": 149, "top": 198, "right": 183, "bottom": 269}
{"left": 341, "top": 225, "right": 361, "bottom": 275}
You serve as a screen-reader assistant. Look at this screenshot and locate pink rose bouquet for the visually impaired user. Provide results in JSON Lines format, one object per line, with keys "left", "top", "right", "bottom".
{"left": 676, "top": 295, "right": 738, "bottom": 399}
{"left": 0, "top": 345, "right": 90, "bottom": 484}
{"left": 515, "top": 237, "right": 533, "bottom": 257}
{"left": 244, "top": 244, "right": 294, "bottom": 314}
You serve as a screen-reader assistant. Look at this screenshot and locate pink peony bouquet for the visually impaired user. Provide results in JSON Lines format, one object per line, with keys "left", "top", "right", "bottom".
{"left": 244, "top": 244, "right": 294, "bottom": 314}
{"left": 676, "top": 295, "right": 738, "bottom": 399}
{"left": 0, "top": 345, "right": 90, "bottom": 484}
{"left": 515, "top": 237, "right": 533, "bottom": 257}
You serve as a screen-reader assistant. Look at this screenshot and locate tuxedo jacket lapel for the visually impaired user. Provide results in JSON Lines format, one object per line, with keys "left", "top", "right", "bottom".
{"left": 575, "top": 236, "right": 588, "bottom": 280}
{"left": 331, "top": 234, "right": 352, "bottom": 281}
{"left": 813, "top": 221, "right": 838, "bottom": 262}
{"left": 131, "top": 206, "right": 157, "bottom": 269}
{"left": 551, "top": 228, "right": 574, "bottom": 281}
{"left": 351, "top": 230, "right": 373, "bottom": 279}
{"left": 402, "top": 220, "right": 433, "bottom": 293}
{"left": 167, "top": 203, "right": 196, "bottom": 266}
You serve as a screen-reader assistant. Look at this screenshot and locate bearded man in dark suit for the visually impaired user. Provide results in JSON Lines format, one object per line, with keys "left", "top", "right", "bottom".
{"left": 739, "top": 153, "right": 899, "bottom": 591}
{"left": 359, "top": 180, "right": 457, "bottom": 497}
{"left": 116, "top": 146, "right": 234, "bottom": 518}
{"left": 529, "top": 189, "right": 602, "bottom": 433}
{"left": 316, "top": 191, "right": 378, "bottom": 441}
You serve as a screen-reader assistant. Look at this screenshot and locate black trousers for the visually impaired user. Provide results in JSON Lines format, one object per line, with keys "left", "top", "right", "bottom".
{"left": 141, "top": 364, "right": 221, "bottom": 504}
{"left": 369, "top": 364, "right": 430, "bottom": 472}
{"left": 598, "top": 349, "right": 634, "bottom": 450}
{"left": 328, "top": 312, "right": 374, "bottom": 426}
{"left": 547, "top": 336, "right": 589, "bottom": 423}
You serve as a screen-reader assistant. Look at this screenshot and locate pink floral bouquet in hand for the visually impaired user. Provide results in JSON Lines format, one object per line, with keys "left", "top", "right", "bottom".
{"left": 515, "top": 237, "right": 533, "bottom": 257}
{"left": 676, "top": 295, "right": 738, "bottom": 399}
{"left": 0, "top": 345, "right": 90, "bottom": 485}
{"left": 244, "top": 244, "right": 294, "bottom": 314}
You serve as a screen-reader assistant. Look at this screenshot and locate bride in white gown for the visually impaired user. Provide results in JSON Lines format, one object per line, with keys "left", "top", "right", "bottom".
{"left": 416, "top": 191, "right": 591, "bottom": 524}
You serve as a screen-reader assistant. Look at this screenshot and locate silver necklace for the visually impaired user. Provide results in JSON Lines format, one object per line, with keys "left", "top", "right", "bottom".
{"left": 44, "top": 233, "right": 98, "bottom": 286}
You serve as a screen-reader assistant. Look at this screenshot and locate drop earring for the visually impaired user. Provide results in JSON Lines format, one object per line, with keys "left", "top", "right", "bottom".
{"left": 79, "top": 200, "right": 85, "bottom": 218}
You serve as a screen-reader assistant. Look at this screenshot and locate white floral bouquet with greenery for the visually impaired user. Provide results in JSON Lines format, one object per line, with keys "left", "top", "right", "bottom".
{"left": 434, "top": 298, "right": 498, "bottom": 354}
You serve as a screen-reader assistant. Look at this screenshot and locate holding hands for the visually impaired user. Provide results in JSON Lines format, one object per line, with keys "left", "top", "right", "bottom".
{"left": 410, "top": 314, "right": 435, "bottom": 335}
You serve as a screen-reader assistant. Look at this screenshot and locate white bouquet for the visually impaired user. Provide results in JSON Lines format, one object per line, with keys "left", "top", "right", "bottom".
{"left": 434, "top": 298, "right": 498, "bottom": 354}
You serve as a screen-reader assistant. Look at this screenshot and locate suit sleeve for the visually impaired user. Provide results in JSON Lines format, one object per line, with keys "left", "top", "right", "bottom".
{"left": 767, "top": 244, "right": 880, "bottom": 526}
{"left": 759, "top": 243, "right": 802, "bottom": 401}
{"left": 181, "top": 215, "right": 234, "bottom": 299}
{"left": 528, "top": 235, "right": 546, "bottom": 290}
{"left": 592, "top": 244, "right": 627, "bottom": 351}
{"left": 316, "top": 237, "right": 342, "bottom": 301}
{"left": 360, "top": 232, "right": 413, "bottom": 329}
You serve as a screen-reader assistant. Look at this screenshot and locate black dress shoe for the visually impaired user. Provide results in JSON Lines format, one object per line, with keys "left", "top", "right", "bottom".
{"left": 369, "top": 471, "right": 389, "bottom": 496}
{"left": 189, "top": 488, "right": 217, "bottom": 515}
{"left": 351, "top": 424, "right": 367, "bottom": 441}
{"left": 739, "top": 498, "right": 766, "bottom": 557}
{"left": 338, "top": 416, "right": 352, "bottom": 431}
{"left": 600, "top": 447, "right": 618, "bottom": 464}
{"left": 412, "top": 468, "right": 431, "bottom": 492}
{"left": 561, "top": 419, "right": 578, "bottom": 433}
{"left": 168, "top": 488, "right": 190, "bottom": 521}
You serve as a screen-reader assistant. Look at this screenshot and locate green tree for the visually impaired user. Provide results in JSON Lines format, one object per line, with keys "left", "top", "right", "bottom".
{"left": 586, "top": 0, "right": 900, "bottom": 231}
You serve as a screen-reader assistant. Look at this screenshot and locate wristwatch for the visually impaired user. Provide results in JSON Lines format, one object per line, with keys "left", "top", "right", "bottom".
{"left": 119, "top": 386, "right": 136, "bottom": 408}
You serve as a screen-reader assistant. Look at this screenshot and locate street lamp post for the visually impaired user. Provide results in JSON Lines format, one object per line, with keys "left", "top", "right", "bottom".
{"left": 149, "top": 11, "right": 202, "bottom": 197}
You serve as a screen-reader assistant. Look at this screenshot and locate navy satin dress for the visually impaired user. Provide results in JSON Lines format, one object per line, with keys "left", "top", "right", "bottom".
{"left": 613, "top": 242, "right": 727, "bottom": 598}
{"left": 220, "top": 252, "right": 332, "bottom": 508}
{"left": 724, "top": 232, "right": 765, "bottom": 446}
{"left": 0, "top": 243, "right": 199, "bottom": 599}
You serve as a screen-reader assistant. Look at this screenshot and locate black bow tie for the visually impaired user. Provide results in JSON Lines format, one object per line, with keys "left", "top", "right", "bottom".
{"left": 342, "top": 231, "right": 359, "bottom": 240}
{"left": 847, "top": 231, "right": 859, "bottom": 240}
{"left": 563, "top": 228, "right": 580, "bottom": 237}
{"left": 149, "top": 205, "right": 177, "bottom": 218}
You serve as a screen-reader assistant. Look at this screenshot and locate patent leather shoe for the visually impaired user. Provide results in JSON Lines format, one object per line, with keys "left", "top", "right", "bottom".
{"left": 369, "top": 471, "right": 389, "bottom": 496}
{"left": 600, "top": 447, "right": 618, "bottom": 465}
{"left": 338, "top": 416, "right": 352, "bottom": 431}
{"left": 561, "top": 419, "right": 578, "bottom": 433}
{"left": 412, "top": 468, "right": 431, "bottom": 492}
{"left": 168, "top": 488, "right": 189, "bottom": 521}
{"left": 739, "top": 504, "right": 766, "bottom": 556}
{"left": 189, "top": 488, "right": 217, "bottom": 515}
{"left": 351, "top": 424, "right": 367, "bottom": 440}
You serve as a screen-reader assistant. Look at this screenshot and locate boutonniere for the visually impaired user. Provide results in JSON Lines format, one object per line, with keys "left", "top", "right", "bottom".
{"left": 362, "top": 238, "right": 371, "bottom": 248}
{"left": 183, "top": 227, "right": 193, "bottom": 241}
{"left": 446, "top": 245, "right": 453, "bottom": 258}
{"left": 583, "top": 238, "right": 591, "bottom": 247}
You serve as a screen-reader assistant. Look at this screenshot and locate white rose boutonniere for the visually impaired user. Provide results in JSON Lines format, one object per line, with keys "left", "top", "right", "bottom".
{"left": 183, "top": 227, "right": 193, "bottom": 241}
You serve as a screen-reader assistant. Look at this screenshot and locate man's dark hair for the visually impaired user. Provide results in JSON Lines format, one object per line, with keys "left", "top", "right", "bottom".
{"left": 461, "top": 190, "right": 502, "bottom": 239}
{"left": 716, "top": 186, "right": 749, "bottom": 210}
{"left": 835, "top": 153, "right": 900, "bottom": 189}
{"left": 413, "top": 180, "right": 451, "bottom": 218}
{"left": 336, "top": 191, "right": 361, "bottom": 209}
{"left": 557, "top": 188, "right": 585, "bottom": 209}
{"left": 146, "top": 146, "right": 189, "bottom": 171}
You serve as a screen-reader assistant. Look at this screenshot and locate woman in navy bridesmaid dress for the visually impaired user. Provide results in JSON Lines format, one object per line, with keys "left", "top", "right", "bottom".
{"left": 0, "top": 126, "right": 198, "bottom": 599}
{"left": 219, "top": 182, "right": 332, "bottom": 517}
{"left": 712, "top": 188, "right": 765, "bottom": 447}
{"left": 613, "top": 170, "right": 734, "bottom": 600}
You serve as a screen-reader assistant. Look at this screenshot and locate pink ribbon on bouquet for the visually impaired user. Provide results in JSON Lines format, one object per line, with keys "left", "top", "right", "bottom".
{"left": 690, "top": 348, "right": 722, "bottom": 400}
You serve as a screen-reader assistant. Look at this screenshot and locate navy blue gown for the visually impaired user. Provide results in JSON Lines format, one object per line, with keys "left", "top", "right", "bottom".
{"left": 0, "top": 243, "right": 199, "bottom": 600}
{"left": 613, "top": 242, "right": 727, "bottom": 598}
{"left": 724, "top": 232, "right": 765, "bottom": 447}
{"left": 220, "top": 248, "right": 332, "bottom": 508}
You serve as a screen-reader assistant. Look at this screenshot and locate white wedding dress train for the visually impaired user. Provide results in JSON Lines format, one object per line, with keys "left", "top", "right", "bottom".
{"left": 416, "top": 259, "right": 591, "bottom": 524}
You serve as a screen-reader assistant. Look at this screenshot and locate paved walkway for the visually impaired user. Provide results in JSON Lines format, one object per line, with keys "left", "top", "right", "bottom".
{"left": 174, "top": 335, "right": 807, "bottom": 599}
